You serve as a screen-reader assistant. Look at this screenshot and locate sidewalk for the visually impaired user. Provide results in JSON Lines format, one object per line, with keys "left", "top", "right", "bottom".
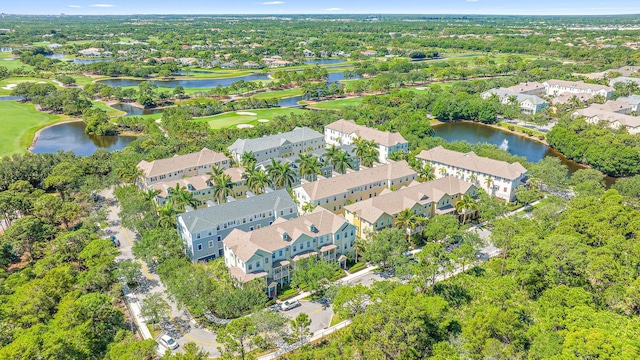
{"left": 122, "top": 284, "right": 152, "bottom": 340}
{"left": 285, "top": 265, "right": 380, "bottom": 303}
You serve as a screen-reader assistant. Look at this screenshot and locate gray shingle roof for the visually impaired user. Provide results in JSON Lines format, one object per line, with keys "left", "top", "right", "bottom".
{"left": 177, "top": 189, "right": 296, "bottom": 233}
{"left": 482, "top": 89, "right": 547, "bottom": 105}
{"left": 228, "top": 127, "right": 323, "bottom": 155}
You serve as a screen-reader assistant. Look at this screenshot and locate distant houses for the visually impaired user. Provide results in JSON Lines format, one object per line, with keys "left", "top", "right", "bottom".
{"left": 417, "top": 146, "right": 527, "bottom": 202}
{"left": 481, "top": 88, "right": 548, "bottom": 114}
{"left": 325, "top": 119, "right": 409, "bottom": 162}
{"left": 573, "top": 106, "right": 640, "bottom": 135}
{"left": 542, "top": 80, "right": 614, "bottom": 99}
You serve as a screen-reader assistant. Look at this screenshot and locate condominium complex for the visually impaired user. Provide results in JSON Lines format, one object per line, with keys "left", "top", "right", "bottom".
{"left": 223, "top": 208, "right": 356, "bottom": 297}
{"left": 137, "top": 148, "right": 230, "bottom": 188}
{"left": 324, "top": 119, "right": 409, "bottom": 162}
{"left": 542, "top": 79, "right": 614, "bottom": 99}
{"left": 480, "top": 88, "right": 548, "bottom": 114}
{"left": 293, "top": 160, "right": 418, "bottom": 214}
{"left": 417, "top": 146, "right": 527, "bottom": 201}
{"left": 344, "top": 176, "right": 477, "bottom": 240}
{"left": 227, "top": 127, "right": 324, "bottom": 163}
{"left": 176, "top": 189, "right": 297, "bottom": 262}
{"left": 574, "top": 106, "right": 640, "bottom": 135}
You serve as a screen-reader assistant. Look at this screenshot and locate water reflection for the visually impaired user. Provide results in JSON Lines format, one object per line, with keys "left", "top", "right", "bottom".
{"left": 31, "top": 121, "right": 135, "bottom": 156}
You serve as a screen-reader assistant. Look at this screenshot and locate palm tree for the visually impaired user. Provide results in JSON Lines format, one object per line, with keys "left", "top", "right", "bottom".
{"left": 485, "top": 176, "right": 493, "bottom": 193}
{"left": 118, "top": 166, "right": 142, "bottom": 186}
{"left": 418, "top": 163, "right": 436, "bottom": 182}
{"left": 211, "top": 173, "right": 234, "bottom": 204}
{"left": 323, "top": 145, "right": 340, "bottom": 169}
{"left": 157, "top": 203, "right": 177, "bottom": 229}
{"left": 266, "top": 159, "right": 296, "bottom": 189}
{"left": 246, "top": 169, "right": 270, "bottom": 195}
{"left": 455, "top": 194, "right": 478, "bottom": 224}
{"left": 361, "top": 145, "right": 379, "bottom": 167}
{"left": 240, "top": 152, "right": 257, "bottom": 168}
{"left": 301, "top": 202, "right": 317, "bottom": 215}
{"left": 439, "top": 167, "right": 447, "bottom": 176}
{"left": 354, "top": 137, "right": 378, "bottom": 167}
{"left": 143, "top": 188, "right": 160, "bottom": 202}
{"left": 396, "top": 208, "right": 420, "bottom": 245}
{"left": 170, "top": 184, "right": 197, "bottom": 211}
{"left": 332, "top": 150, "right": 353, "bottom": 174}
{"left": 296, "top": 153, "right": 322, "bottom": 181}
{"left": 207, "top": 165, "right": 225, "bottom": 181}
{"left": 469, "top": 174, "right": 478, "bottom": 185}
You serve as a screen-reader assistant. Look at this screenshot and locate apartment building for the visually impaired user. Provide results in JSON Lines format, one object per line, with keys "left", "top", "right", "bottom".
{"left": 137, "top": 148, "right": 230, "bottom": 188}
{"left": 542, "top": 79, "right": 614, "bottom": 99}
{"left": 345, "top": 176, "right": 477, "bottom": 240}
{"left": 573, "top": 106, "right": 640, "bottom": 135}
{"left": 293, "top": 160, "right": 418, "bottom": 214}
{"left": 617, "top": 95, "right": 640, "bottom": 113}
{"left": 481, "top": 89, "right": 548, "bottom": 114}
{"left": 223, "top": 208, "right": 356, "bottom": 297}
{"left": 228, "top": 127, "right": 324, "bottom": 163}
{"left": 324, "top": 119, "right": 409, "bottom": 162}
{"left": 417, "top": 146, "right": 527, "bottom": 201}
{"left": 501, "top": 81, "right": 546, "bottom": 96}
{"left": 176, "top": 189, "right": 297, "bottom": 262}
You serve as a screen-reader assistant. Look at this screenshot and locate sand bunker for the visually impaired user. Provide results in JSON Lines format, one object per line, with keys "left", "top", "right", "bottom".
{"left": 236, "top": 111, "right": 257, "bottom": 116}
{"left": 37, "top": 81, "right": 47, "bottom": 84}
{"left": 257, "top": 119, "right": 270, "bottom": 123}
{"left": 2, "top": 84, "right": 17, "bottom": 90}
{"left": 237, "top": 124, "right": 254, "bottom": 129}
{"left": 415, "top": 87, "right": 427, "bottom": 90}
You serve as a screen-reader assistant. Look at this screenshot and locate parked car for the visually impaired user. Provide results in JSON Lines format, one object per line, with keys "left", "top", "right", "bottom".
{"left": 280, "top": 300, "right": 301, "bottom": 311}
{"left": 160, "top": 334, "right": 179, "bottom": 350}
{"left": 109, "top": 235, "right": 120, "bottom": 247}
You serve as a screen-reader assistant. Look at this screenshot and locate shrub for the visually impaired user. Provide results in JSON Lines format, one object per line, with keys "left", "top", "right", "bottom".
{"left": 349, "top": 263, "right": 367, "bottom": 274}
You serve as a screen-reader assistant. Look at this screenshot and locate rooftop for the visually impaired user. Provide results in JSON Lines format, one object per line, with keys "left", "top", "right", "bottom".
{"left": 417, "top": 146, "right": 527, "bottom": 180}
{"left": 543, "top": 79, "right": 614, "bottom": 92}
{"left": 223, "top": 207, "right": 349, "bottom": 263}
{"left": 574, "top": 106, "right": 640, "bottom": 128}
{"left": 177, "top": 189, "right": 295, "bottom": 234}
{"left": 297, "top": 160, "right": 416, "bottom": 200}
{"left": 344, "top": 176, "right": 475, "bottom": 223}
{"left": 326, "top": 119, "right": 407, "bottom": 147}
{"left": 152, "top": 167, "right": 245, "bottom": 197}
{"left": 502, "top": 81, "right": 544, "bottom": 94}
{"left": 482, "top": 89, "right": 547, "bottom": 105}
{"left": 590, "top": 100, "right": 634, "bottom": 113}
{"left": 228, "top": 127, "right": 323, "bottom": 155}
{"left": 137, "top": 148, "right": 229, "bottom": 178}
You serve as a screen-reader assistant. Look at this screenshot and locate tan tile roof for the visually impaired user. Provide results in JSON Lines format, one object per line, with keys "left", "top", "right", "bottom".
{"left": 228, "top": 267, "right": 267, "bottom": 283}
{"left": 151, "top": 167, "right": 246, "bottom": 197}
{"left": 502, "top": 81, "right": 544, "bottom": 94}
{"left": 223, "top": 208, "right": 349, "bottom": 263}
{"left": 590, "top": 100, "right": 634, "bottom": 113}
{"left": 544, "top": 79, "right": 614, "bottom": 92}
{"left": 298, "top": 160, "right": 416, "bottom": 200}
{"left": 345, "top": 176, "right": 474, "bottom": 223}
{"left": 552, "top": 92, "right": 594, "bottom": 105}
{"left": 326, "top": 119, "right": 407, "bottom": 147}
{"left": 574, "top": 107, "right": 640, "bottom": 128}
{"left": 137, "top": 148, "right": 229, "bottom": 178}
{"left": 417, "top": 146, "right": 527, "bottom": 180}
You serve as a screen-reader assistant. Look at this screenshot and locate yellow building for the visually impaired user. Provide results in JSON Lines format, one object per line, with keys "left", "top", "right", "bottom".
{"left": 344, "top": 176, "right": 477, "bottom": 240}
{"left": 292, "top": 160, "right": 418, "bottom": 215}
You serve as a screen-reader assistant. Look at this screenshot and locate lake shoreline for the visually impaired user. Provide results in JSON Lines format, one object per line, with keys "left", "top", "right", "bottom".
{"left": 28, "top": 119, "right": 83, "bottom": 152}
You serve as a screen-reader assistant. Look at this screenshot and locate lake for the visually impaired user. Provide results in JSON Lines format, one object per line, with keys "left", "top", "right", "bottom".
{"left": 99, "top": 73, "right": 271, "bottom": 89}
{"left": 432, "top": 122, "right": 616, "bottom": 185}
{"left": 278, "top": 95, "right": 304, "bottom": 108}
{"left": 0, "top": 96, "right": 25, "bottom": 101}
{"left": 110, "top": 102, "right": 164, "bottom": 116}
{"left": 31, "top": 121, "right": 136, "bottom": 156}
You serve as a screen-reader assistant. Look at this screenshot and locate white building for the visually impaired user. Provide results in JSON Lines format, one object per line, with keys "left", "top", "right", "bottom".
{"left": 223, "top": 207, "right": 355, "bottom": 297}
{"left": 137, "top": 148, "right": 230, "bottom": 188}
{"left": 228, "top": 127, "right": 324, "bottom": 163}
{"left": 324, "top": 119, "right": 408, "bottom": 162}
{"left": 573, "top": 106, "right": 640, "bottom": 135}
{"left": 481, "top": 89, "right": 548, "bottom": 114}
{"left": 542, "top": 79, "right": 614, "bottom": 99}
{"left": 416, "top": 146, "right": 528, "bottom": 202}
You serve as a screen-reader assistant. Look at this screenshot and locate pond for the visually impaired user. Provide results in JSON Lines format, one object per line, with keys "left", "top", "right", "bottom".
{"left": 0, "top": 96, "right": 25, "bottom": 101}
{"left": 327, "top": 72, "right": 360, "bottom": 83}
{"left": 31, "top": 121, "right": 136, "bottom": 156}
{"left": 277, "top": 95, "right": 305, "bottom": 108}
{"left": 110, "top": 102, "right": 164, "bottom": 116}
{"left": 304, "top": 59, "right": 347, "bottom": 65}
{"left": 98, "top": 73, "right": 271, "bottom": 89}
{"left": 432, "top": 122, "right": 617, "bottom": 186}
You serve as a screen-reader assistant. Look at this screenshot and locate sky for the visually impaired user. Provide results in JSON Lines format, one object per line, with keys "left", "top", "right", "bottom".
{"left": 2, "top": 0, "right": 640, "bottom": 16}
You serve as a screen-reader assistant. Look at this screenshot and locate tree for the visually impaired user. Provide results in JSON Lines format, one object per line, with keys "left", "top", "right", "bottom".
{"left": 418, "top": 163, "right": 436, "bottom": 182}
{"left": 211, "top": 173, "right": 234, "bottom": 204}
{"left": 169, "top": 184, "right": 197, "bottom": 211}
{"left": 413, "top": 242, "right": 449, "bottom": 292}
{"left": 290, "top": 313, "right": 311, "bottom": 344}
{"left": 141, "top": 292, "right": 165, "bottom": 330}
{"left": 45, "top": 161, "right": 82, "bottom": 201}
{"left": 173, "top": 86, "right": 185, "bottom": 99}
{"left": 251, "top": 309, "right": 288, "bottom": 348}
{"left": 265, "top": 159, "right": 295, "bottom": 189}
{"left": 157, "top": 203, "right": 178, "bottom": 229}
{"left": 245, "top": 169, "right": 269, "bottom": 195}
{"left": 217, "top": 317, "right": 257, "bottom": 360}
{"left": 455, "top": 194, "right": 478, "bottom": 224}
{"left": 363, "top": 228, "right": 409, "bottom": 270}
{"left": 529, "top": 157, "right": 569, "bottom": 192}
{"left": 332, "top": 284, "right": 370, "bottom": 319}
{"left": 117, "top": 259, "right": 142, "bottom": 287}
{"left": 291, "top": 256, "right": 339, "bottom": 295}
{"left": 301, "top": 201, "right": 317, "bottom": 215}
{"left": 395, "top": 208, "right": 424, "bottom": 245}
{"left": 240, "top": 152, "right": 257, "bottom": 168}
{"left": 295, "top": 153, "right": 322, "bottom": 181}
{"left": 332, "top": 150, "right": 353, "bottom": 175}
{"left": 452, "top": 243, "right": 476, "bottom": 272}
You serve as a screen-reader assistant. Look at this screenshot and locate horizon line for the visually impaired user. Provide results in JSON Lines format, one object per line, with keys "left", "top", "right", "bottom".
{"left": 3, "top": 12, "right": 640, "bottom": 16}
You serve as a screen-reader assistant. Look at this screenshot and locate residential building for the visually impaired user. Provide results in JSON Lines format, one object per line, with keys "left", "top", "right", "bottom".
{"left": 137, "top": 148, "right": 230, "bottom": 188}
{"left": 176, "top": 189, "right": 297, "bottom": 263}
{"left": 345, "top": 176, "right": 477, "bottom": 240}
{"left": 361, "top": 50, "right": 378, "bottom": 56}
{"left": 417, "top": 146, "right": 527, "bottom": 201}
{"left": 502, "top": 81, "right": 545, "bottom": 96}
{"left": 617, "top": 95, "right": 640, "bottom": 112}
{"left": 223, "top": 208, "right": 356, "bottom": 297}
{"left": 609, "top": 76, "right": 640, "bottom": 87}
{"left": 151, "top": 167, "right": 248, "bottom": 207}
{"left": 551, "top": 92, "right": 594, "bottom": 106}
{"left": 227, "top": 127, "right": 324, "bottom": 163}
{"left": 481, "top": 89, "right": 548, "bottom": 114}
{"left": 590, "top": 100, "right": 634, "bottom": 114}
{"left": 324, "top": 119, "right": 409, "bottom": 162}
{"left": 573, "top": 107, "right": 640, "bottom": 135}
{"left": 542, "top": 79, "right": 614, "bottom": 99}
{"left": 293, "top": 160, "right": 418, "bottom": 214}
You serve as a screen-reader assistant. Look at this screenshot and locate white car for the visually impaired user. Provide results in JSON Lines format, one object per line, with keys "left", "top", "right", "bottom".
{"left": 280, "top": 300, "right": 301, "bottom": 311}
{"left": 160, "top": 334, "right": 179, "bottom": 350}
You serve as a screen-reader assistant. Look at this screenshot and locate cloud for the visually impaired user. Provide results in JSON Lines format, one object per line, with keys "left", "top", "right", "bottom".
{"left": 68, "top": 4, "right": 81, "bottom": 7}
{"left": 324, "top": 7, "right": 343, "bottom": 11}
{"left": 90, "top": 3, "right": 115, "bottom": 7}
{"left": 259, "top": 1, "right": 284, "bottom": 4}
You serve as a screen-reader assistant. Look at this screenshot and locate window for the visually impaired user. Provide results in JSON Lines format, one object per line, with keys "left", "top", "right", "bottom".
{"left": 307, "top": 241, "right": 310, "bottom": 247}
{"left": 336, "top": 234, "right": 340, "bottom": 240}
{"left": 196, "top": 234, "right": 201, "bottom": 239}
{"left": 255, "top": 261, "right": 260, "bottom": 268}
{"left": 279, "top": 250, "right": 283, "bottom": 256}
{"left": 248, "top": 264, "right": 253, "bottom": 270}
{"left": 250, "top": 226, "right": 254, "bottom": 231}
{"left": 293, "top": 245, "right": 297, "bottom": 251}
{"left": 217, "top": 235, "right": 221, "bottom": 241}
{"left": 197, "top": 244, "right": 202, "bottom": 251}
{"left": 265, "top": 258, "right": 269, "bottom": 264}
{"left": 208, "top": 241, "right": 213, "bottom": 248}
{"left": 272, "top": 253, "right": 276, "bottom": 259}
{"left": 219, "top": 249, "right": 223, "bottom": 256}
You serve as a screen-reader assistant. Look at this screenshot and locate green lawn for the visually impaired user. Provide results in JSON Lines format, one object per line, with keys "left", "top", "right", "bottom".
{"left": 307, "top": 97, "right": 363, "bottom": 110}
{"left": 249, "top": 88, "right": 303, "bottom": 100}
{"left": 0, "top": 101, "right": 66, "bottom": 157}
{"left": 72, "top": 75, "right": 102, "bottom": 86}
{"left": 91, "top": 101, "right": 126, "bottom": 117}
{"left": 0, "top": 77, "right": 60, "bottom": 95}
{"left": 0, "top": 59, "right": 32, "bottom": 71}
{"left": 194, "top": 108, "right": 307, "bottom": 129}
